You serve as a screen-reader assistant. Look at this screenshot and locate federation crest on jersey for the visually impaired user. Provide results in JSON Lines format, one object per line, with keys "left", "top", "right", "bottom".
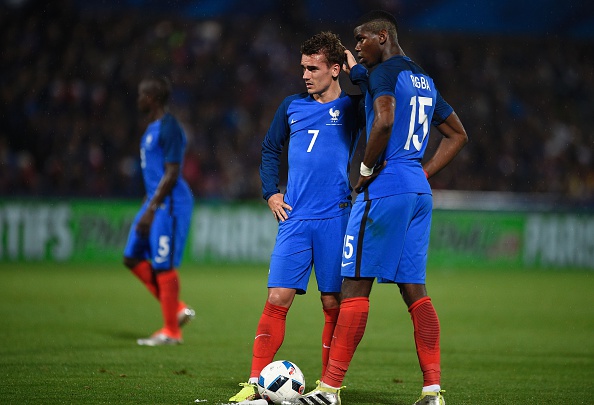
{"left": 329, "top": 107, "right": 340, "bottom": 122}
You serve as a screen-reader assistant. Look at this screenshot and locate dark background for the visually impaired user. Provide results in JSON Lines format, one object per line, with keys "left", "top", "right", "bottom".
{"left": 1, "top": 0, "right": 592, "bottom": 203}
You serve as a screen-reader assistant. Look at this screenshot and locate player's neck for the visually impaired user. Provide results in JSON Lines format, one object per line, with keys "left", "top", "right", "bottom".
{"left": 383, "top": 45, "right": 405, "bottom": 62}
{"left": 312, "top": 83, "right": 341, "bottom": 104}
{"left": 148, "top": 106, "right": 166, "bottom": 121}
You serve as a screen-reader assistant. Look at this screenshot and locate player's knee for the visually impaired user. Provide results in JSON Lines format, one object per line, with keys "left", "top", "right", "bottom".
{"left": 341, "top": 277, "right": 373, "bottom": 299}
{"left": 267, "top": 288, "right": 295, "bottom": 308}
{"left": 320, "top": 292, "right": 340, "bottom": 309}
{"left": 153, "top": 267, "right": 174, "bottom": 275}
{"left": 123, "top": 257, "right": 139, "bottom": 269}
{"left": 398, "top": 283, "right": 428, "bottom": 307}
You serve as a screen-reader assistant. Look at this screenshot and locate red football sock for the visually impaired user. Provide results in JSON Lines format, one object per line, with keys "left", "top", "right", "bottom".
{"left": 321, "top": 307, "right": 339, "bottom": 377}
{"left": 130, "top": 260, "right": 158, "bottom": 298}
{"left": 323, "top": 297, "right": 369, "bottom": 388}
{"left": 409, "top": 296, "right": 441, "bottom": 387}
{"left": 250, "top": 301, "right": 289, "bottom": 378}
{"left": 156, "top": 270, "right": 181, "bottom": 338}
{"left": 130, "top": 261, "right": 187, "bottom": 312}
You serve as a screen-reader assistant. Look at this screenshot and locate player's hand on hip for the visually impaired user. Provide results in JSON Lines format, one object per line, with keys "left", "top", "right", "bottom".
{"left": 354, "top": 175, "right": 371, "bottom": 193}
{"left": 355, "top": 161, "right": 387, "bottom": 193}
{"left": 268, "top": 193, "right": 292, "bottom": 222}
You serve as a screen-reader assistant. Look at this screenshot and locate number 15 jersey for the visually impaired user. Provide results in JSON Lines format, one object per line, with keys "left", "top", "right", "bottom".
{"left": 260, "top": 92, "right": 362, "bottom": 220}
{"left": 362, "top": 55, "right": 454, "bottom": 200}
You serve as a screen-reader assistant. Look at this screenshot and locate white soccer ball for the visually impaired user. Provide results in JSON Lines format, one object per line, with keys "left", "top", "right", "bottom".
{"left": 257, "top": 360, "right": 305, "bottom": 404}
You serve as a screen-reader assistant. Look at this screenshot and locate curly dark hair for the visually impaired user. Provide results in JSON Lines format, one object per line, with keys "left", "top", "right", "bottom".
{"left": 300, "top": 31, "right": 345, "bottom": 67}
{"left": 356, "top": 10, "right": 398, "bottom": 42}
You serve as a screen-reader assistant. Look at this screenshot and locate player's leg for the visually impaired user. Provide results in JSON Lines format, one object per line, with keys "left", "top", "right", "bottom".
{"left": 321, "top": 277, "right": 373, "bottom": 388}
{"left": 125, "top": 254, "right": 193, "bottom": 324}
{"left": 253, "top": 219, "right": 313, "bottom": 375}
{"left": 126, "top": 259, "right": 193, "bottom": 325}
{"left": 169, "top": 205, "right": 195, "bottom": 327}
{"left": 312, "top": 212, "right": 349, "bottom": 377}
{"left": 154, "top": 206, "right": 195, "bottom": 338}
{"left": 296, "top": 277, "right": 371, "bottom": 405}
{"left": 123, "top": 209, "right": 157, "bottom": 296}
{"left": 138, "top": 209, "right": 184, "bottom": 344}
{"left": 396, "top": 193, "right": 444, "bottom": 403}
{"left": 250, "top": 287, "right": 295, "bottom": 380}
{"left": 319, "top": 194, "right": 411, "bottom": 390}
{"left": 230, "top": 220, "right": 312, "bottom": 402}
{"left": 402, "top": 285, "right": 442, "bottom": 398}
{"left": 321, "top": 294, "right": 339, "bottom": 377}
{"left": 313, "top": 200, "right": 376, "bottom": 392}
{"left": 125, "top": 257, "right": 158, "bottom": 296}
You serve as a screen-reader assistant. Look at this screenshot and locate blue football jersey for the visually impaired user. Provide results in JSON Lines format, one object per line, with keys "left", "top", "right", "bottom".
{"left": 140, "top": 113, "right": 193, "bottom": 207}
{"left": 362, "top": 55, "right": 453, "bottom": 199}
{"left": 260, "top": 92, "right": 362, "bottom": 220}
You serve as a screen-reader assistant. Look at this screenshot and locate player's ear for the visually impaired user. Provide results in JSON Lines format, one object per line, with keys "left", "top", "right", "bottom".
{"left": 332, "top": 63, "right": 341, "bottom": 79}
{"left": 378, "top": 29, "right": 388, "bottom": 45}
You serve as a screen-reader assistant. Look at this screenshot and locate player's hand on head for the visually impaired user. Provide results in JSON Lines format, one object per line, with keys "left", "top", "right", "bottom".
{"left": 343, "top": 50, "right": 358, "bottom": 74}
{"left": 267, "top": 193, "right": 292, "bottom": 222}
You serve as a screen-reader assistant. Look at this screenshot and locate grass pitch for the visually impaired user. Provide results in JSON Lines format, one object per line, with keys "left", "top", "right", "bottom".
{"left": 0, "top": 262, "right": 593, "bottom": 404}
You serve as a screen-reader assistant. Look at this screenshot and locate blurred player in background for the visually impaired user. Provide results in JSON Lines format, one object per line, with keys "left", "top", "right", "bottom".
{"left": 123, "top": 76, "right": 195, "bottom": 346}
{"left": 294, "top": 11, "right": 468, "bottom": 405}
{"left": 228, "top": 31, "right": 365, "bottom": 402}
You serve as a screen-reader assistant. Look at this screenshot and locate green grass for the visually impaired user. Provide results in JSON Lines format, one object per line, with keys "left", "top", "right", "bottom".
{"left": 1, "top": 262, "right": 593, "bottom": 404}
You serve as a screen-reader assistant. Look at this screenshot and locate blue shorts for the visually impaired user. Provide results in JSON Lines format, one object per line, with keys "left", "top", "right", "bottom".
{"left": 123, "top": 201, "right": 192, "bottom": 272}
{"left": 268, "top": 210, "right": 350, "bottom": 294}
{"left": 341, "top": 193, "right": 432, "bottom": 284}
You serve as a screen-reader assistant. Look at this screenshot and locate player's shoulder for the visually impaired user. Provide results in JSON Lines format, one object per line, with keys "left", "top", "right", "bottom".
{"left": 283, "top": 92, "right": 309, "bottom": 104}
{"left": 159, "top": 113, "right": 184, "bottom": 135}
{"left": 374, "top": 55, "right": 421, "bottom": 73}
{"left": 161, "top": 112, "right": 181, "bottom": 126}
{"left": 278, "top": 93, "right": 310, "bottom": 112}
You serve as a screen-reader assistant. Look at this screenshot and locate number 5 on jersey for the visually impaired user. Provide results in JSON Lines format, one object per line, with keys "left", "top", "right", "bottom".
{"left": 343, "top": 235, "right": 354, "bottom": 259}
{"left": 341, "top": 234, "right": 355, "bottom": 267}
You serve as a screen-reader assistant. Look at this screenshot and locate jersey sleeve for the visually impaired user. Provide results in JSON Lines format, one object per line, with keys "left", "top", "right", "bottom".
{"left": 260, "top": 97, "right": 292, "bottom": 200}
{"left": 369, "top": 63, "right": 396, "bottom": 101}
{"left": 431, "top": 90, "right": 454, "bottom": 126}
{"left": 349, "top": 64, "right": 369, "bottom": 95}
{"left": 159, "top": 115, "right": 185, "bottom": 164}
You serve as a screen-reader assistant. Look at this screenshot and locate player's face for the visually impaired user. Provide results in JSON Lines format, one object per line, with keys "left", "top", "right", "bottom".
{"left": 353, "top": 25, "right": 382, "bottom": 68}
{"left": 137, "top": 82, "right": 152, "bottom": 113}
{"left": 301, "top": 53, "right": 339, "bottom": 97}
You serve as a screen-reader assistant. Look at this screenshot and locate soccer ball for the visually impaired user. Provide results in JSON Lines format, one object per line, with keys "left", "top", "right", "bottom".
{"left": 257, "top": 360, "right": 305, "bottom": 404}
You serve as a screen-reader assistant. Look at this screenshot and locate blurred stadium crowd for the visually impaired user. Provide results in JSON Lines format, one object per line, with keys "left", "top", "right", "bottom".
{"left": 1, "top": 0, "right": 593, "bottom": 202}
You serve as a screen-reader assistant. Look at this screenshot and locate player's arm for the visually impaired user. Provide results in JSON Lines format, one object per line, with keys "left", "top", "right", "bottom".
{"left": 344, "top": 50, "right": 369, "bottom": 95}
{"left": 260, "top": 98, "right": 293, "bottom": 221}
{"left": 149, "top": 162, "right": 180, "bottom": 209}
{"left": 422, "top": 111, "right": 468, "bottom": 178}
{"left": 136, "top": 162, "right": 180, "bottom": 237}
{"left": 137, "top": 118, "right": 185, "bottom": 236}
{"left": 355, "top": 94, "right": 394, "bottom": 192}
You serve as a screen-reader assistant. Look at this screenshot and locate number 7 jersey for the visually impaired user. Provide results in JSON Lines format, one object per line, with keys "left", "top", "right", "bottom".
{"left": 260, "top": 91, "right": 363, "bottom": 220}
{"left": 362, "top": 55, "right": 454, "bottom": 199}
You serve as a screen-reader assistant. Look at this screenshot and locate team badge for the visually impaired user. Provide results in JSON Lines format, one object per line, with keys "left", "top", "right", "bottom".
{"left": 329, "top": 107, "right": 340, "bottom": 122}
